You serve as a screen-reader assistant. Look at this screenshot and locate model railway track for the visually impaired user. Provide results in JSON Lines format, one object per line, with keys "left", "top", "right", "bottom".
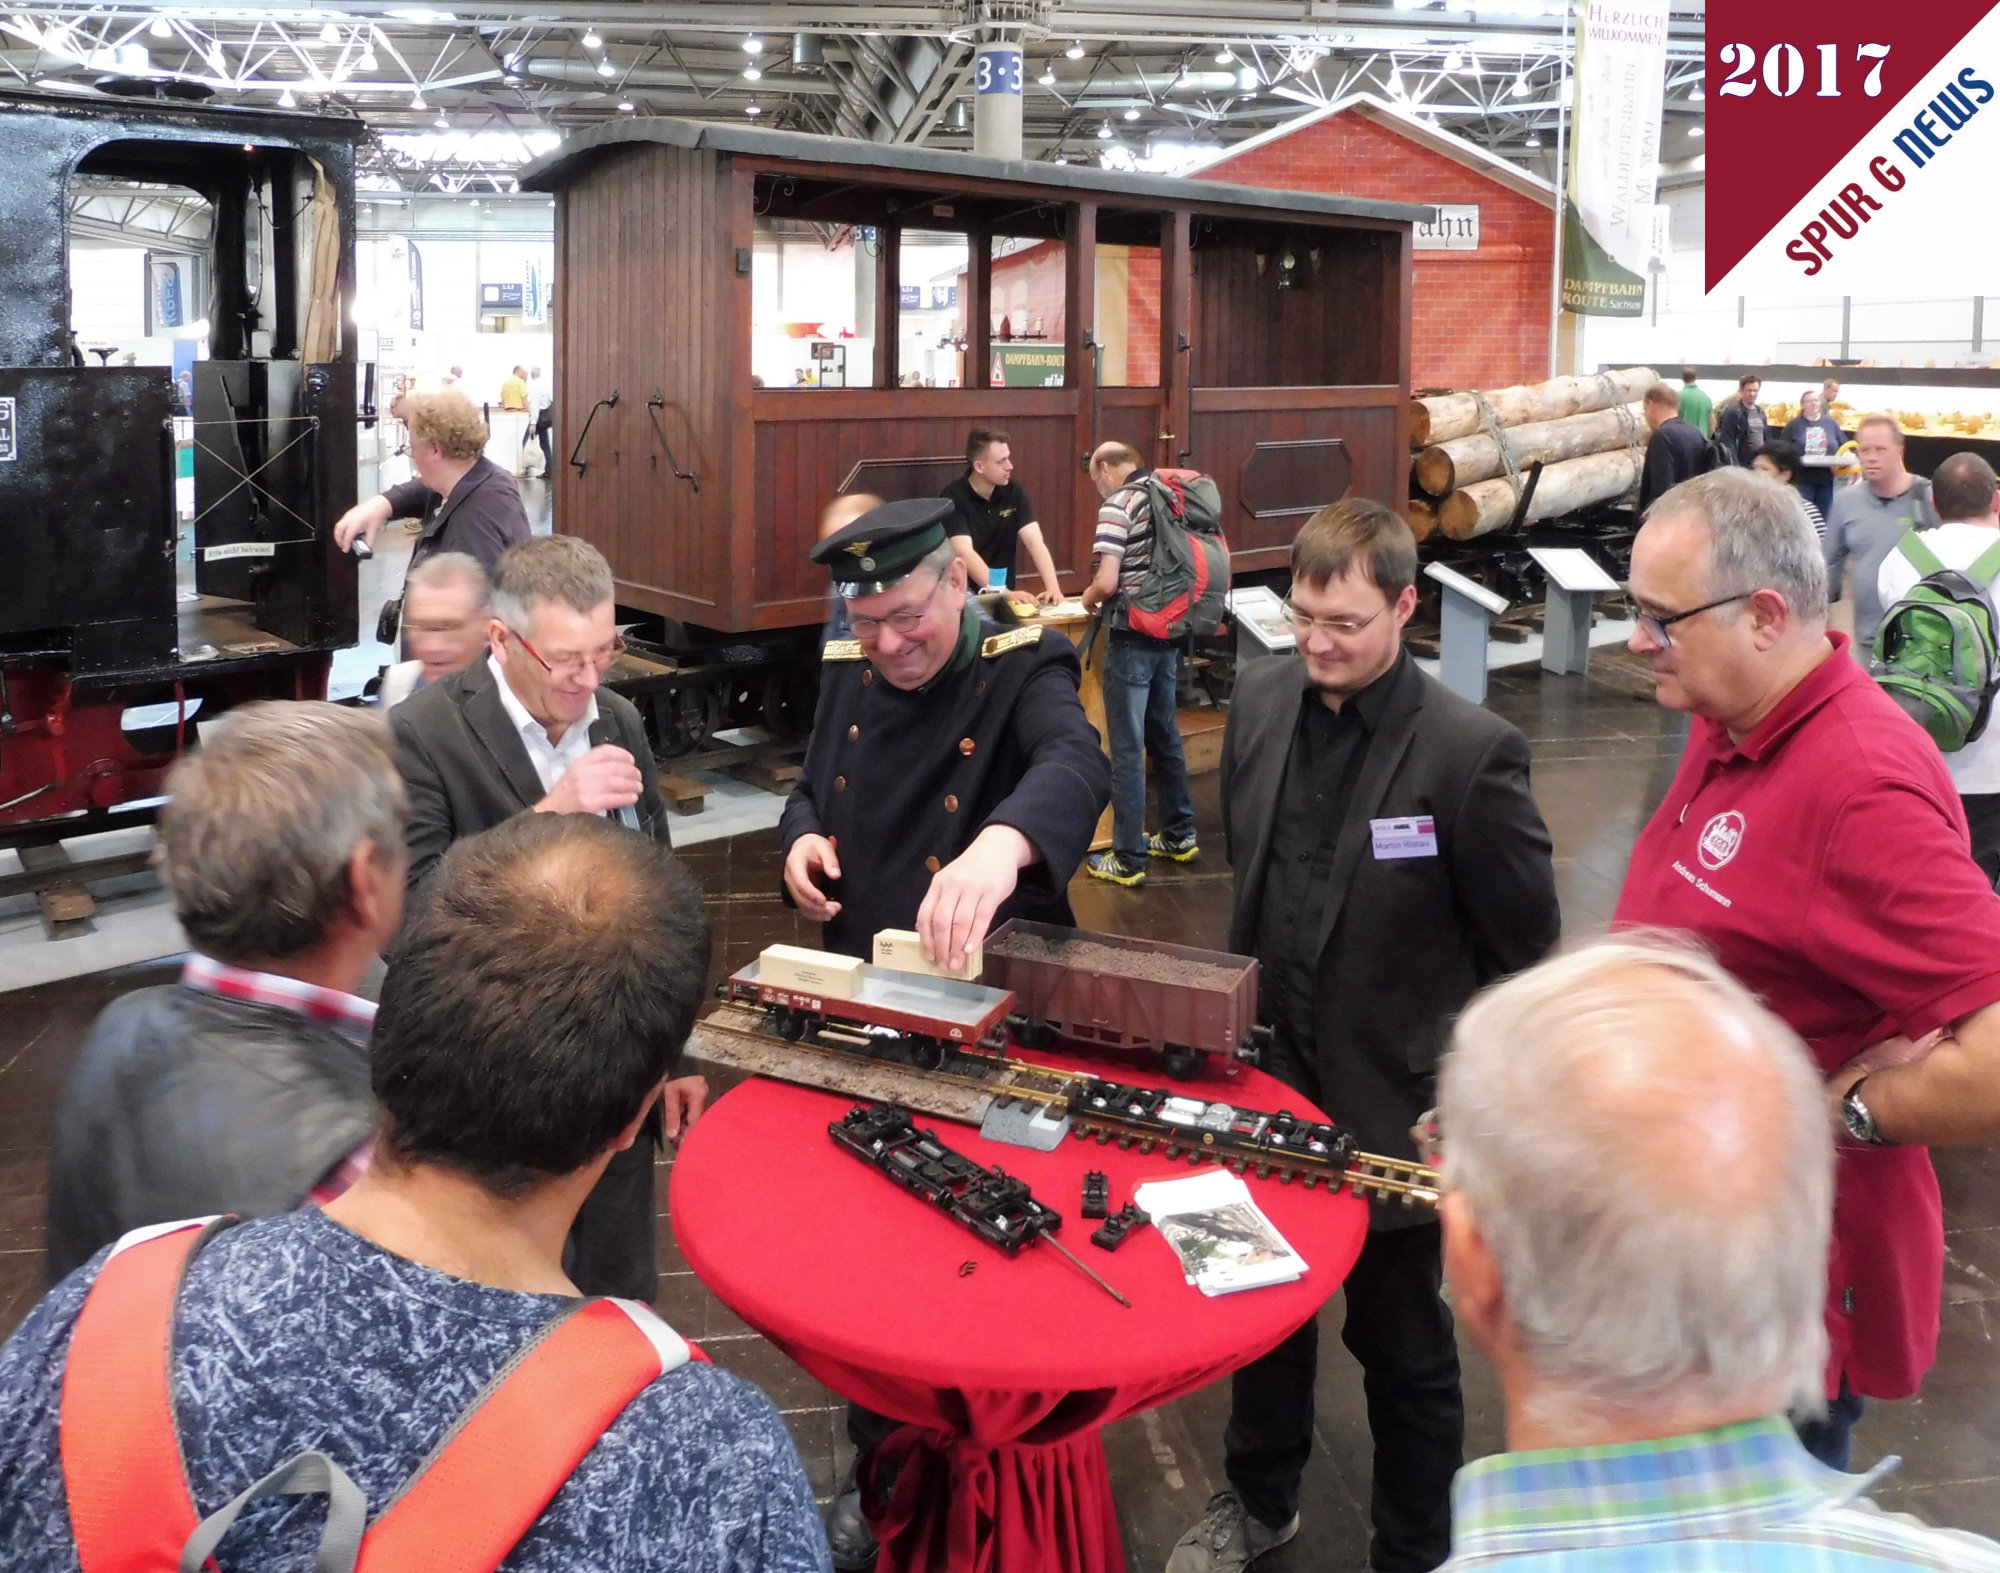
{"left": 687, "top": 1006, "right": 1441, "bottom": 1208}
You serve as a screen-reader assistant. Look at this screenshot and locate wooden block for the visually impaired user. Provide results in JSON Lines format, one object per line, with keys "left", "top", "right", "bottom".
{"left": 1405, "top": 634, "right": 1443, "bottom": 658}
{"left": 743, "top": 758, "right": 802, "bottom": 794}
{"left": 660, "top": 774, "right": 711, "bottom": 815}
{"left": 1489, "top": 621, "right": 1532, "bottom": 644}
{"left": 872, "top": 928, "right": 980, "bottom": 981}
{"left": 1177, "top": 709, "right": 1229, "bottom": 777}
{"left": 759, "top": 944, "right": 865, "bottom": 999}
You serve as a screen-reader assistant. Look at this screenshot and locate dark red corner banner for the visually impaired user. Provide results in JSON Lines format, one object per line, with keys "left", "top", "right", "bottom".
{"left": 1705, "top": 1, "right": 1990, "bottom": 289}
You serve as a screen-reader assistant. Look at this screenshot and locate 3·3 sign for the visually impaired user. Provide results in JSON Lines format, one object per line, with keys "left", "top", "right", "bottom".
{"left": 974, "top": 49, "right": 1023, "bottom": 96}
{"left": 1715, "top": 41, "right": 1892, "bottom": 99}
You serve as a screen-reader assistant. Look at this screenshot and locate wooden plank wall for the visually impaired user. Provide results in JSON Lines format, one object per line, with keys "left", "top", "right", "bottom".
{"left": 554, "top": 143, "right": 734, "bottom": 625}
{"left": 1189, "top": 392, "right": 1404, "bottom": 568}
{"left": 1190, "top": 229, "right": 1399, "bottom": 389}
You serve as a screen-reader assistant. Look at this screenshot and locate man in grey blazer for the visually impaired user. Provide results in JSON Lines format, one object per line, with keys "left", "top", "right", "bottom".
{"left": 390, "top": 534, "right": 697, "bottom": 1305}
{"left": 1170, "top": 500, "right": 1560, "bottom": 1573}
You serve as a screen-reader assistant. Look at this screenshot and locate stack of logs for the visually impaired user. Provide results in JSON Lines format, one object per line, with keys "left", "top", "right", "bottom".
{"left": 1407, "top": 366, "right": 1659, "bottom": 541}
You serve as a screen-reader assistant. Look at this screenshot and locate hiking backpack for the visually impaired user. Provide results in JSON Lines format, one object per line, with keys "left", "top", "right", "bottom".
{"left": 1869, "top": 529, "right": 2000, "bottom": 752}
{"left": 1112, "top": 468, "right": 1232, "bottom": 641}
{"left": 1701, "top": 426, "right": 1737, "bottom": 474}
{"left": 59, "top": 1216, "right": 700, "bottom": 1573}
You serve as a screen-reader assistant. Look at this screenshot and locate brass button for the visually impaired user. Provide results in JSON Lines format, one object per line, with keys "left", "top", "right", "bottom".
{"left": 834, "top": 776, "right": 847, "bottom": 792}
{"left": 862, "top": 670, "right": 873, "bottom": 686}
{"left": 925, "top": 855, "right": 942, "bottom": 873}
{"left": 944, "top": 794, "right": 959, "bottom": 813}
{"left": 958, "top": 737, "right": 976, "bottom": 756}
{"left": 846, "top": 724, "right": 859, "bottom": 741}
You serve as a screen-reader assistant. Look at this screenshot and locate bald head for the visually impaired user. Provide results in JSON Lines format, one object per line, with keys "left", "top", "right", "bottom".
{"left": 819, "top": 491, "right": 886, "bottom": 542}
{"left": 1439, "top": 938, "right": 1833, "bottom": 1421}
{"left": 1933, "top": 452, "right": 1999, "bottom": 524}
{"left": 1089, "top": 441, "right": 1144, "bottom": 497}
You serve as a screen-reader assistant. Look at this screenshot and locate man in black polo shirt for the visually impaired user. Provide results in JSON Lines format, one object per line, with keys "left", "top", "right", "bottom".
{"left": 940, "top": 426, "right": 1064, "bottom": 603}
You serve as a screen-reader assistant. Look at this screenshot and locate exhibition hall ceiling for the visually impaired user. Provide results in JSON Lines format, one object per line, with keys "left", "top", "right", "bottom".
{"left": 3, "top": 1, "right": 1705, "bottom": 191}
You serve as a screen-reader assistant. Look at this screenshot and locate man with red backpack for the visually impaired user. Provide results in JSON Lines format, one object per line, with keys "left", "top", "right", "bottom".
{"left": 0, "top": 813, "right": 829, "bottom": 1573}
{"left": 1080, "top": 441, "right": 1228, "bottom": 888}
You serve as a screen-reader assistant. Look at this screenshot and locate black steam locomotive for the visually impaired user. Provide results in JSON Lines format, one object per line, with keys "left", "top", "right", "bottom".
{"left": 0, "top": 85, "right": 362, "bottom": 848}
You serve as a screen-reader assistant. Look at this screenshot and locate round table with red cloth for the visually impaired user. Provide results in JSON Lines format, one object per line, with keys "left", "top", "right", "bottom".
{"left": 669, "top": 1056, "right": 1369, "bottom": 1573}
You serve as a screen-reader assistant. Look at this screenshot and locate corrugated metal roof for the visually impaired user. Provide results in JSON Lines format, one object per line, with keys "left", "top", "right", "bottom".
{"left": 519, "top": 115, "right": 1431, "bottom": 227}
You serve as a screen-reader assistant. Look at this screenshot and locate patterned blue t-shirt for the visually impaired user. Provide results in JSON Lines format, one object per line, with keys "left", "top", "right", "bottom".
{"left": 0, "top": 1209, "right": 832, "bottom": 1573}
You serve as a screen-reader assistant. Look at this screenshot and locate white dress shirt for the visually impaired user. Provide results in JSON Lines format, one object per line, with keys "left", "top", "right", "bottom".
{"left": 486, "top": 653, "right": 598, "bottom": 795}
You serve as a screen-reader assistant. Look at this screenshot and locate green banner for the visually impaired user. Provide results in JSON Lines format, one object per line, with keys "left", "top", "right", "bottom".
{"left": 1559, "top": 199, "right": 1647, "bottom": 317}
{"left": 990, "top": 344, "right": 1064, "bottom": 387}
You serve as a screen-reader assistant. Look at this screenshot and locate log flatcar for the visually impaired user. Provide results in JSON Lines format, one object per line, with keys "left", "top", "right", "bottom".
{"left": 0, "top": 86, "right": 361, "bottom": 845}
{"left": 521, "top": 119, "right": 1425, "bottom": 754}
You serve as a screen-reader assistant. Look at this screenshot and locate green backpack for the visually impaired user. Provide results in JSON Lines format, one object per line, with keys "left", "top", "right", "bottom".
{"left": 1869, "top": 530, "right": 2000, "bottom": 751}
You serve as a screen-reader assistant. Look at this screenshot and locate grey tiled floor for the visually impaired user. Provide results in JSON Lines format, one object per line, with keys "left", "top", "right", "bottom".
{"left": 2, "top": 648, "right": 1996, "bottom": 1567}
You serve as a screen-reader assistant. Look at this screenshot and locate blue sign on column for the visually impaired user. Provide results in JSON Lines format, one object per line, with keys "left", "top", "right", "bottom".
{"left": 974, "top": 47, "right": 1022, "bottom": 95}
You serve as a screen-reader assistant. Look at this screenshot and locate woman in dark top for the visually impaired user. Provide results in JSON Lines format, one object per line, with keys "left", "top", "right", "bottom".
{"left": 333, "top": 388, "right": 531, "bottom": 574}
{"left": 1782, "top": 388, "right": 1844, "bottom": 521}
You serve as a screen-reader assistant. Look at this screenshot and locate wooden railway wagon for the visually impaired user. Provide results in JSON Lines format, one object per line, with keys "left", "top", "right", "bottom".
{"left": 982, "top": 920, "right": 1264, "bottom": 1077}
{"left": 521, "top": 120, "right": 1425, "bottom": 753}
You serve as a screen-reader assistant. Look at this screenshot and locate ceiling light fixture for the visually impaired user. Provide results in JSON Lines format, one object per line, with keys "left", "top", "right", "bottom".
{"left": 742, "top": 64, "right": 761, "bottom": 80}
{"left": 278, "top": 87, "right": 296, "bottom": 107}
{"left": 581, "top": 28, "right": 600, "bottom": 49}
{"left": 597, "top": 58, "right": 614, "bottom": 76}
{"left": 1097, "top": 119, "right": 1113, "bottom": 138}
{"left": 1236, "top": 66, "right": 1257, "bottom": 91}
{"left": 618, "top": 98, "right": 634, "bottom": 111}
{"left": 745, "top": 101, "right": 761, "bottom": 115}
{"left": 1214, "top": 45, "right": 1234, "bottom": 64}
{"left": 1442, "top": 50, "right": 1462, "bottom": 72}
{"left": 358, "top": 48, "right": 378, "bottom": 70}
{"left": 1065, "top": 39, "right": 1085, "bottom": 59}
{"left": 410, "top": 91, "right": 427, "bottom": 110}
{"left": 1511, "top": 73, "right": 1530, "bottom": 97}
{"left": 1037, "top": 64, "right": 1055, "bottom": 85}
{"left": 1053, "top": 153, "right": 1067, "bottom": 164}
{"left": 148, "top": 14, "right": 171, "bottom": 37}
{"left": 433, "top": 112, "right": 448, "bottom": 129}
{"left": 1123, "top": 106, "right": 1140, "bottom": 120}
{"left": 743, "top": 35, "right": 763, "bottom": 54}
{"left": 1525, "top": 132, "right": 1541, "bottom": 147}
{"left": 1688, "top": 123, "right": 1703, "bottom": 138}
{"left": 319, "top": 21, "right": 339, "bottom": 43}
{"left": 1688, "top": 84, "right": 1703, "bottom": 102}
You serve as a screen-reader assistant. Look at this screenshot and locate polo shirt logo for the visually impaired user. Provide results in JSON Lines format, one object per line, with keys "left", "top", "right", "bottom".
{"left": 1698, "top": 811, "right": 1746, "bottom": 871}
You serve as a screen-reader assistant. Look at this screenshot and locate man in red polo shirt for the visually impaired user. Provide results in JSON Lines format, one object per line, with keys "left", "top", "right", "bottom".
{"left": 1614, "top": 467, "right": 2000, "bottom": 1469}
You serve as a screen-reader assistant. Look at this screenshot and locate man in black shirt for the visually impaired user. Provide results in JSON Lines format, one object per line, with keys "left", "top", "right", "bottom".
{"left": 1715, "top": 371, "right": 1769, "bottom": 468}
{"left": 939, "top": 426, "right": 1064, "bottom": 602}
{"left": 1167, "top": 499, "right": 1560, "bottom": 1573}
{"left": 1640, "top": 381, "right": 1708, "bottom": 510}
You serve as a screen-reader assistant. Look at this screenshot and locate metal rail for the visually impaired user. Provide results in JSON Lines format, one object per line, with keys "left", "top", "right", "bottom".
{"left": 688, "top": 1005, "right": 1441, "bottom": 1208}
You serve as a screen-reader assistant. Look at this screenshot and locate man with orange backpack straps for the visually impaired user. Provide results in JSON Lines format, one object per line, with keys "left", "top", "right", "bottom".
{"left": 0, "top": 814, "right": 828, "bottom": 1573}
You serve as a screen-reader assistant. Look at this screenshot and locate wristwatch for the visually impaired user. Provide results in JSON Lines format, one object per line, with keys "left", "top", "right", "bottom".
{"left": 1841, "top": 1078, "right": 1895, "bottom": 1146}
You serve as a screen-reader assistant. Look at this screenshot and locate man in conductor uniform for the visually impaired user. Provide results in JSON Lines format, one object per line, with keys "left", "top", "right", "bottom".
{"left": 1169, "top": 499, "right": 1559, "bottom": 1573}
{"left": 779, "top": 498, "right": 1109, "bottom": 1566}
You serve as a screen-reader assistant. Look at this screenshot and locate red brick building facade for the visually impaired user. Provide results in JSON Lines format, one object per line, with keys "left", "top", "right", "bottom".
{"left": 1196, "top": 96, "right": 1555, "bottom": 392}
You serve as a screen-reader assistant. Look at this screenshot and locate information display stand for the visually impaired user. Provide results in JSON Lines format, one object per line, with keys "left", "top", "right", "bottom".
{"left": 1527, "top": 547, "right": 1620, "bottom": 676}
{"left": 1424, "top": 562, "right": 1508, "bottom": 705}
{"left": 1228, "top": 585, "right": 1295, "bottom": 664}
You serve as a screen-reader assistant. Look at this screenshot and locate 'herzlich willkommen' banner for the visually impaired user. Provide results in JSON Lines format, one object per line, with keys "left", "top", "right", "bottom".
{"left": 1563, "top": 0, "right": 1670, "bottom": 317}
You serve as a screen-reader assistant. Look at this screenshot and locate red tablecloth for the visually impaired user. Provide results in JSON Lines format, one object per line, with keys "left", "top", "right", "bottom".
{"left": 669, "top": 1057, "right": 1368, "bottom": 1573}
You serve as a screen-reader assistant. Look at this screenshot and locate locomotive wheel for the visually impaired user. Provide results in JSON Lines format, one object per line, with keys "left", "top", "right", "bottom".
{"left": 651, "top": 684, "right": 714, "bottom": 759}
{"left": 759, "top": 667, "right": 818, "bottom": 742}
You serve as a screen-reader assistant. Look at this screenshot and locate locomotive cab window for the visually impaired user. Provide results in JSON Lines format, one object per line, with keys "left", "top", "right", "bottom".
{"left": 65, "top": 169, "right": 214, "bottom": 392}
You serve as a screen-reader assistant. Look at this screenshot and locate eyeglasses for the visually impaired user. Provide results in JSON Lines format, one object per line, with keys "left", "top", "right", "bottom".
{"left": 510, "top": 627, "right": 626, "bottom": 677}
{"left": 1280, "top": 598, "right": 1388, "bottom": 640}
{"left": 848, "top": 572, "right": 948, "bottom": 640}
{"left": 1633, "top": 592, "right": 1753, "bottom": 649}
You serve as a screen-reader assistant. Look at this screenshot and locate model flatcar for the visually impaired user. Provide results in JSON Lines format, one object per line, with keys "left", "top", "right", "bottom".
{"left": 720, "top": 951, "right": 1014, "bottom": 1066}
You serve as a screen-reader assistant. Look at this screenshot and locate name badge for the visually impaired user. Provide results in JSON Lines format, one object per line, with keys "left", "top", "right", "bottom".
{"left": 1370, "top": 816, "right": 1438, "bottom": 860}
